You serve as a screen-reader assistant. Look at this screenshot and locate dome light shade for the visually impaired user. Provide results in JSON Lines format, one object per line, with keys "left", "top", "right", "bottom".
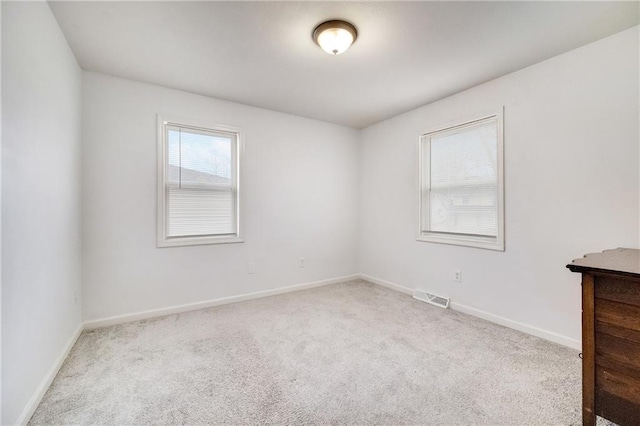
{"left": 313, "top": 20, "right": 357, "bottom": 55}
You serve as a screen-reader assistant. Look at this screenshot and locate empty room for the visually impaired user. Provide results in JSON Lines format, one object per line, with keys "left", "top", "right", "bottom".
{"left": 2, "top": 1, "right": 639, "bottom": 425}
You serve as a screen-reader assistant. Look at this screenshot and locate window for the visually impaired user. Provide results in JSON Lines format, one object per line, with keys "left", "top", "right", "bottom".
{"left": 157, "top": 116, "right": 241, "bottom": 247}
{"left": 418, "top": 110, "right": 504, "bottom": 250}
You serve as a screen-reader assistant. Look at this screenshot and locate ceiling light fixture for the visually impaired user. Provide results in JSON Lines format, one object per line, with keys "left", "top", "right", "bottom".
{"left": 312, "top": 20, "right": 358, "bottom": 55}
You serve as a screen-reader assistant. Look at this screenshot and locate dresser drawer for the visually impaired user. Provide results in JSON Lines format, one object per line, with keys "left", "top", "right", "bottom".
{"left": 595, "top": 331, "right": 640, "bottom": 372}
{"left": 594, "top": 298, "right": 640, "bottom": 333}
{"left": 595, "top": 367, "right": 640, "bottom": 426}
{"left": 594, "top": 276, "right": 640, "bottom": 307}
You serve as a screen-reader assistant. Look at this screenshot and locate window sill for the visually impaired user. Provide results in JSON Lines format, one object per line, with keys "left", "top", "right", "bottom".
{"left": 417, "top": 233, "right": 504, "bottom": 251}
{"left": 157, "top": 235, "right": 244, "bottom": 248}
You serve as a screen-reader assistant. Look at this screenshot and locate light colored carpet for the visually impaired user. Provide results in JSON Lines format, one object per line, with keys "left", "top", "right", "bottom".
{"left": 30, "top": 279, "right": 583, "bottom": 425}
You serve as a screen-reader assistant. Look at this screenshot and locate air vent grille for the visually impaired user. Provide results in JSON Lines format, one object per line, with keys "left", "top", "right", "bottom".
{"left": 413, "top": 289, "right": 450, "bottom": 309}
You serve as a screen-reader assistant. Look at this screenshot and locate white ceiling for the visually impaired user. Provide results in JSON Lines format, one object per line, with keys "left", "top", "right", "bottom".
{"left": 49, "top": 1, "right": 639, "bottom": 129}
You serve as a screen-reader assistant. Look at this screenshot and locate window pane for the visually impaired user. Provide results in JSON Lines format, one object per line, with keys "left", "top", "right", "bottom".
{"left": 426, "top": 118, "right": 498, "bottom": 237}
{"left": 165, "top": 125, "right": 236, "bottom": 238}
{"left": 167, "top": 127, "right": 232, "bottom": 186}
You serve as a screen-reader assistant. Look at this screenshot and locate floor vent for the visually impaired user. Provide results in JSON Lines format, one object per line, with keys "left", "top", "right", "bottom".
{"left": 413, "top": 289, "right": 450, "bottom": 309}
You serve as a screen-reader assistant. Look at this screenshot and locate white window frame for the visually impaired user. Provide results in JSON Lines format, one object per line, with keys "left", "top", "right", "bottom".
{"left": 157, "top": 115, "right": 243, "bottom": 247}
{"left": 417, "top": 108, "right": 504, "bottom": 251}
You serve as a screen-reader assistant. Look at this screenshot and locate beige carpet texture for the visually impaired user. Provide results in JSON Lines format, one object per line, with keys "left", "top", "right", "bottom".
{"left": 30, "top": 280, "right": 585, "bottom": 425}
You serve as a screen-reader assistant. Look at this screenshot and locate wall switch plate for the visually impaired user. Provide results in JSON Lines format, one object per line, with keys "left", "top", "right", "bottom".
{"left": 454, "top": 270, "right": 462, "bottom": 282}
{"left": 248, "top": 263, "right": 255, "bottom": 274}
{"left": 299, "top": 258, "right": 305, "bottom": 268}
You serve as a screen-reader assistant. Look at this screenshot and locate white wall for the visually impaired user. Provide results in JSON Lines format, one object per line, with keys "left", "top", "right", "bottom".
{"left": 359, "top": 26, "right": 639, "bottom": 346}
{"left": 82, "top": 72, "right": 360, "bottom": 321}
{"left": 1, "top": 2, "right": 83, "bottom": 424}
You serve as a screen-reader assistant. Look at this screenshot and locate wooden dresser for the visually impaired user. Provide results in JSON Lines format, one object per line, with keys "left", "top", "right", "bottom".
{"left": 567, "top": 248, "right": 640, "bottom": 426}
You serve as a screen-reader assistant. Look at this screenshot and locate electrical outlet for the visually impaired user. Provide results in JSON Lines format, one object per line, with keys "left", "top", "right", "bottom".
{"left": 299, "top": 258, "right": 305, "bottom": 268}
{"left": 248, "top": 263, "right": 255, "bottom": 274}
{"left": 454, "top": 270, "right": 462, "bottom": 282}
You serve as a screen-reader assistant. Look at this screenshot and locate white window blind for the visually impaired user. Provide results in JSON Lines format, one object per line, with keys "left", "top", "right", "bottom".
{"left": 419, "top": 112, "right": 504, "bottom": 250}
{"left": 158, "top": 117, "right": 241, "bottom": 247}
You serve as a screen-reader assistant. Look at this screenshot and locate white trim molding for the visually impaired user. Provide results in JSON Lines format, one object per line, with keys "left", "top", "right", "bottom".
{"left": 358, "top": 273, "right": 580, "bottom": 350}
{"left": 156, "top": 114, "right": 243, "bottom": 248}
{"left": 84, "top": 274, "right": 360, "bottom": 329}
{"left": 449, "top": 300, "right": 580, "bottom": 350}
{"left": 359, "top": 274, "right": 413, "bottom": 295}
{"left": 417, "top": 108, "right": 505, "bottom": 251}
{"left": 16, "top": 324, "right": 83, "bottom": 426}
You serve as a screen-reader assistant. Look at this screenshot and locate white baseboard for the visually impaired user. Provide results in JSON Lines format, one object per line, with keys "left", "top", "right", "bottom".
{"left": 16, "top": 272, "right": 579, "bottom": 425}
{"left": 358, "top": 273, "right": 581, "bottom": 350}
{"left": 359, "top": 273, "right": 413, "bottom": 295}
{"left": 84, "top": 274, "right": 360, "bottom": 329}
{"left": 449, "top": 302, "right": 581, "bottom": 350}
{"left": 16, "top": 323, "right": 83, "bottom": 426}
{"left": 17, "top": 275, "right": 358, "bottom": 424}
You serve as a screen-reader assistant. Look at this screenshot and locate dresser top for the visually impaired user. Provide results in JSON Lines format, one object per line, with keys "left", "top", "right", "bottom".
{"left": 567, "top": 248, "right": 640, "bottom": 278}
